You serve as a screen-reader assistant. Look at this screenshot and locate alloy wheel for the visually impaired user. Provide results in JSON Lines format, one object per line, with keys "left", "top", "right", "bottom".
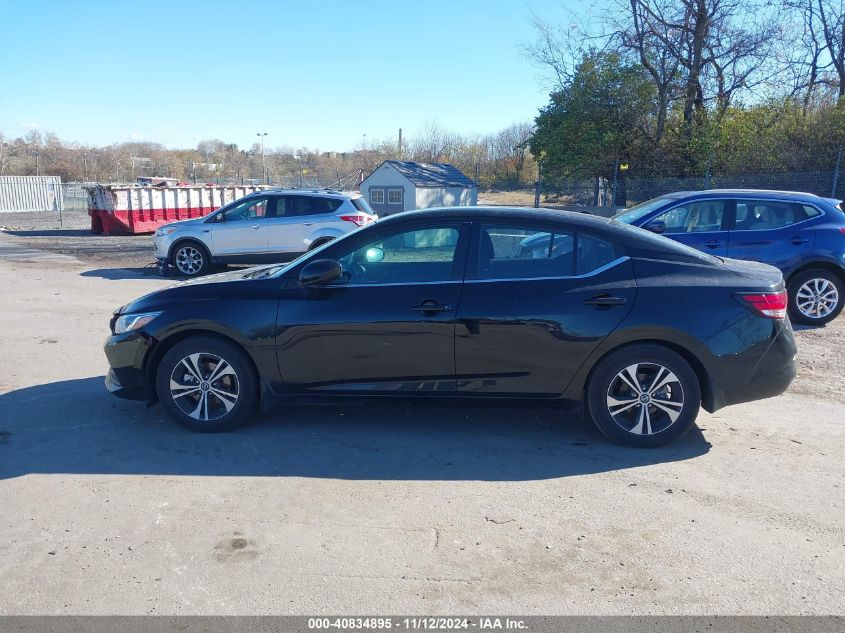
{"left": 169, "top": 352, "right": 240, "bottom": 422}
{"left": 796, "top": 278, "right": 839, "bottom": 320}
{"left": 175, "top": 246, "right": 204, "bottom": 275}
{"left": 606, "top": 362, "right": 685, "bottom": 436}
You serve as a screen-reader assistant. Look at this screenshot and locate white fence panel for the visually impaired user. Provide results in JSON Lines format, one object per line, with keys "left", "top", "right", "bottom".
{"left": 0, "top": 176, "right": 64, "bottom": 212}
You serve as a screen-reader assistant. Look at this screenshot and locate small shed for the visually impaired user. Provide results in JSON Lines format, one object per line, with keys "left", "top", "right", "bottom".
{"left": 359, "top": 160, "right": 477, "bottom": 216}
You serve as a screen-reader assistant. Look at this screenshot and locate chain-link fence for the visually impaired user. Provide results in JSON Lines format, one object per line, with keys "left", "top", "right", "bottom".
{"left": 481, "top": 169, "right": 845, "bottom": 216}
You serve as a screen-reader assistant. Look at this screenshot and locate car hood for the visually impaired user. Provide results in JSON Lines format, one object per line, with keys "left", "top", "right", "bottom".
{"left": 116, "top": 265, "right": 282, "bottom": 315}
{"left": 160, "top": 216, "right": 207, "bottom": 230}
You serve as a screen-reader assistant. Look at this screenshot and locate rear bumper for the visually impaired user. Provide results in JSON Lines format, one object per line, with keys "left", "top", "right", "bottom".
{"left": 104, "top": 331, "right": 154, "bottom": 401}
{"left": 706, "top": 318, "right": 797, "bottom": 412}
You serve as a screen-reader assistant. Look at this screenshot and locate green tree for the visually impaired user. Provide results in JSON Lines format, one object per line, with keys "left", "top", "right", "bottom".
{"left": 530, "top": 52, "right": 656, "bottom": 183}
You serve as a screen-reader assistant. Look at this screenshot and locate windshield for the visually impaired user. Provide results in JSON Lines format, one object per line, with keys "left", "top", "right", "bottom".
{"left": 613, "top": 196, "right": 674, "bottom": 223}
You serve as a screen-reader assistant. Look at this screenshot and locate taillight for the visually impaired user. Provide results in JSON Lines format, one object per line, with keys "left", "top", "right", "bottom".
{"left": 340, "top": 214, "right": 373, "bottom": 227}
{"left": 735, "top": 291, "right": 788, "bottom": 319}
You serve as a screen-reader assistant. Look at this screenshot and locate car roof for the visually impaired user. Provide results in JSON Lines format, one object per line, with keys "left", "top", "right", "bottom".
{"left": 365, "top": 206, "right": 720, "bottom": 262}
{"left": 379, "top": 205, "right": 610, "bottom": 227}
{"left": 247, "top": 188, "right": 360, "bottom": 199}
{"left": 660, "top": 189, "right": 830, "bottom": 202}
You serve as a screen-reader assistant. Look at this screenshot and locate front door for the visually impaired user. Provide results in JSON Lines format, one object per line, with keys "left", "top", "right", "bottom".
{"left": 727, "top": 199, "right": 819, "bottom": 272}
{"left": 210, "top": 195, "right": 273, "bottom": 261}
{"left": 275, "top": 222, "right": 469, "bottom": 393}
{"left": 456, "top": 222, "right": 636, "bottom": 395}
{"left": 648, "top": 199, "right": 730, "bottom": 257}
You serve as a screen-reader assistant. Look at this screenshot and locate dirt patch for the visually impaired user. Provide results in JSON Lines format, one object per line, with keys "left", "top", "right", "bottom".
{"left": 790, "top": 319, "right": 845, "bottom": 403}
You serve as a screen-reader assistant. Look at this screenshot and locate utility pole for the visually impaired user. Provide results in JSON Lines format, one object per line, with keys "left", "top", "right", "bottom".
{"left": 33, "top": 150, "right": 39, "bottom": 176}
{"left": 256, "top": 132, "right": 268, "bottom": 185}
{"left": 398, "top": 128, "right": 403, "bottom": 159}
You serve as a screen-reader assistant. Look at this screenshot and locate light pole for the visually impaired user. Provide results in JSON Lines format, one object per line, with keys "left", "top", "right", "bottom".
{"left": 256, "top": 132, "right": 268, "bottom": 185}
{"left": 33, "top": 150, "right": 39, "bottom": 176}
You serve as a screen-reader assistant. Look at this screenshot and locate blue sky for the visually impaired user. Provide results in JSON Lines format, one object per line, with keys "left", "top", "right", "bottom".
{"left": 0, "top": 0, "right": 593, "bottom": 152}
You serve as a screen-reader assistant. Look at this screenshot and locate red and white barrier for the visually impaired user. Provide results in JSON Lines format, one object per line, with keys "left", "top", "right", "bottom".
{"left": 85, "top": 185, "right": 267, "bottom": 235}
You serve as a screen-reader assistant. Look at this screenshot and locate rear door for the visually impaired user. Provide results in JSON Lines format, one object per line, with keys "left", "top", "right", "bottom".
{"left": 455, "top": 221, "right": 636, "bottom": 396}
{"left": 727, "top": 199, "right": 819, "bottom": 273}
{"left": 210, "top": 195, "right": 273, "bottom": 261}
{"left": 265, "top": 195, "right": 338, "bottom": 260}
{"left": 648, "top": 199, "right": 730, "bottom": 256}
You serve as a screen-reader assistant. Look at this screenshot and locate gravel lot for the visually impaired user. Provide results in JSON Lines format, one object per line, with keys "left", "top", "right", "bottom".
{"left": 0, "top": 233, "right": 843, "bottom": 616}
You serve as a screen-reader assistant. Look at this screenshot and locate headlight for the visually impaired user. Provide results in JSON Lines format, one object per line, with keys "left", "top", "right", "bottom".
{"left": 113, "top": 312, "right": 161, "bottom": 334}
{"left": 156, "top": 226, "right": 179, "bottom": 237}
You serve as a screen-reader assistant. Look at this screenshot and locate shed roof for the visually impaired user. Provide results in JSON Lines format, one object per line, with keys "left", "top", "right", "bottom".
{"left": 380, "top": 160, "right": 476, "bottom": 188}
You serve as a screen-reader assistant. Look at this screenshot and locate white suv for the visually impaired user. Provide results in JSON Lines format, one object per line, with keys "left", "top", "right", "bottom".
{"left": 153, "top": 189, "right": 377, "bottom": 276}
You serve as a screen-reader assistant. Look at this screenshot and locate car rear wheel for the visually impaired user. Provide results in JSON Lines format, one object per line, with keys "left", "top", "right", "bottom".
{"left": 172, "top": 241, "right": 211, "bottom": 277}
{"left": 155, "top": 336, "right": 257, "bottom": 432}
{"left": 586, "top": 344, "right": 701, "bottom": 447}
{"left": 787, "top": 268, "right": 844, "bottom": 326}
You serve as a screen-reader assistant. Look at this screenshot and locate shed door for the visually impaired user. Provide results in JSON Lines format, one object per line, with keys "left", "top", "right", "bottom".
{"left": 368, "top": 187, "right": 388, "bottom": 216}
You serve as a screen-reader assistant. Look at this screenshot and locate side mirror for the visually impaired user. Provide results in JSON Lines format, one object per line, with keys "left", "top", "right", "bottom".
{"left": 299, "top": 259, "right": 342, "bottom": 286}
{"left": 365, "top": 246, "right": 385, "bottom": 263}
{"left": 645, "top": 219, "right": 666, "bottom": 234}
{"left": 215, "top": 212, "right": 224, "bottom": 222}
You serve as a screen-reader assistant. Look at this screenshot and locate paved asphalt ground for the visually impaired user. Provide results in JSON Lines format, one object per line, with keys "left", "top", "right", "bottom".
{"left": 0, "top": 233, "right": 843, "bottom": 615}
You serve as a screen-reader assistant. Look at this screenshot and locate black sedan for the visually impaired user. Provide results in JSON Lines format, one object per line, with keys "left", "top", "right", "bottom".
{"left": 104, "top": 207, "right": 796, "bottom": 447}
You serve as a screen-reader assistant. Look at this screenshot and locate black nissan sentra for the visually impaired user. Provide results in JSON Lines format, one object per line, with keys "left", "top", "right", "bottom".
{"left": 104, "top": 207, "right": 796, "bottom": 447}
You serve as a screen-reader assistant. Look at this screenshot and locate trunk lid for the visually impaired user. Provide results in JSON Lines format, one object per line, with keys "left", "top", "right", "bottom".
{"left": 720, "top": 256, "right": 784, "bottom": 288}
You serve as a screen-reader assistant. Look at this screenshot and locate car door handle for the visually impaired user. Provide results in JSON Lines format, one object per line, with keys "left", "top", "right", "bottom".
{"left": 251, "top": 224, "right": 261, "bottom": 229}
{"left": 410, "top": 300, "right": 452, "bottom": 313}
{"left": 582, "top": 294, "right": 627, "bottom": 307}
{"left": 790, "top": 236, "right": 809, "bottom": 245}
{"left": 703, "top": 240, "right": 724, "bottom": 248}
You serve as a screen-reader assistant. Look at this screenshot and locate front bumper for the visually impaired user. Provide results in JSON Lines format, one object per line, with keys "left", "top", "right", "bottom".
{"left": 104, "top": 330, "right": 154, "bottom": 401}
{"left": 152, "top": 234, "right": 170, "bottom": 260}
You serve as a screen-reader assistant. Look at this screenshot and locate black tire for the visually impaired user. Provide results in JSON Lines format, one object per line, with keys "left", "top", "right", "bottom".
{"left": 308, "top": 237, "right": 335, "bottom": 251}
{"left": 155, "top": 335, "right": 257, "bottom": 432}
{"left": 171, "top": 240, "right": 211, "bottom": 277}
{"left": 586, "top": 344, "right": 701, "bottom": 448}
{"left": 787, "top": 268, "right": 844, "bottom": 326}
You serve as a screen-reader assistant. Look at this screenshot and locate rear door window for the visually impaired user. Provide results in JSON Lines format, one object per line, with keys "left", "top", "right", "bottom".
{"left": 476, "top": 225, "right": 622, "bottom": 280}
{"left": 311, "top": 197, "right": 343, "bottom": 214}
{"left": 733, "top": 200, "right": 819, "bottom": 230}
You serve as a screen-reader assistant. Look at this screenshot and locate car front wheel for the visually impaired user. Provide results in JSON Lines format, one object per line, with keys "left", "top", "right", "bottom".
{"left": 155, "top": 336, "right": 257, "bottom": 432}
{"left": 586, "top": 344, "right": 701, "bottom": 447}
{"left": 787, "top": 268, "right": 844, "bottom": 326}
{"left": 172, "top": 241, "right": 211, "bottom": 277}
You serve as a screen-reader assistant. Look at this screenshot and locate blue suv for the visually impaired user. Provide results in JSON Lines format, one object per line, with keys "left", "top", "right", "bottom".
{"left": 615, "top": 189, "right": 845, "bottom": 325}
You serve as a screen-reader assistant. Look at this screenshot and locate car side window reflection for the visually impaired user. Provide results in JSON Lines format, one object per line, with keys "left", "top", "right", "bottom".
{"left": 335, "top": 226, "right": 461, "bottom": 285}
{"left": 733, "top": 201, "right": 816, "bottom": 231}
{"left": 477, "top": 225, "right": 620, "bottom": 280}
{"left": 222, "top": 197, "right": 273, "bottom": 221}
{"left": 653, "top": 200, "right": 726, "bottom": 233}
{"left": 479, "top": 225, "right": 575, "bottom": 279}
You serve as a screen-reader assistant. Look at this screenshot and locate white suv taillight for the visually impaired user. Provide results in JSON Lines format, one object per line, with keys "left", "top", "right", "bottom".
{"left": 735, "top": 291, "right": 788, "bottom": 319}
{"left": 340, "top": 214, "right": 374, "bottom": 227}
